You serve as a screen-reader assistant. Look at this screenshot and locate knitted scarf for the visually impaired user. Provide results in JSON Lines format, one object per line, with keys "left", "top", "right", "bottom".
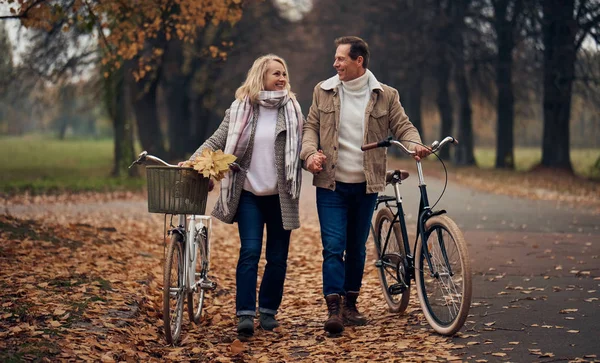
{"left": 219, "top": 90, "right": 303, "bottom": 215}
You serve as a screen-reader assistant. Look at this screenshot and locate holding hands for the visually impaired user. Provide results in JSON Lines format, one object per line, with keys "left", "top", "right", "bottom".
{"left": 306, "top": 150, "right": 327, "bottom": 174}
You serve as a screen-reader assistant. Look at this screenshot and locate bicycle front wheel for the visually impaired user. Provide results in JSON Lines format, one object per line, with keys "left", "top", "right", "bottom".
{"left": 187, "top": 232, "right": 206, "bottom": 324}
{"left": 415, "top": 215, "right": 472, "bottom": 336}
{"left": 164, "top": 234, "right": 185, "bottom": 345}
{"left": 374, "top": 208, "right": 410, "bottom": 314}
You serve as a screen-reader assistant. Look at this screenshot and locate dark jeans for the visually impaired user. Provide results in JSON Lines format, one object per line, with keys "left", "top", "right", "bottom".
{"left": 235, "top": 190, "right": 291, "bottom": 317}
{"left": 317, "top": 182, "right": 378, "bottom": 297}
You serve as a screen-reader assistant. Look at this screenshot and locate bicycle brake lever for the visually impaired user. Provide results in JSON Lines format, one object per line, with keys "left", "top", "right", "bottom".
{"left": 129, "top": 151, "right": 148, "bottom": 169}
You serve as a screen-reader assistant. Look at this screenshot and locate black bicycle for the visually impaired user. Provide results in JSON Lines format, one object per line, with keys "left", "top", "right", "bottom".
{"left": 362, "top": 136, "right": 472, "bottom": 336}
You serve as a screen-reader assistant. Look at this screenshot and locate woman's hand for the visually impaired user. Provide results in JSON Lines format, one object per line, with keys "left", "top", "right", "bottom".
{"left": 306, "top": 150, "right": 326, "bottom": 174}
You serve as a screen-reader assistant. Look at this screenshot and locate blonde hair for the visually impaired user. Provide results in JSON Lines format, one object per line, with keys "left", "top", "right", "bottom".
{"left": 235, "top": 54, "right": 295, "bottom": 103}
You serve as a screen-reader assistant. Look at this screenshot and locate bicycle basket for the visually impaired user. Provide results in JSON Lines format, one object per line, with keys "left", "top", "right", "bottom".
{"left": 146, "top": 166, "right": 210, "bottom": 215}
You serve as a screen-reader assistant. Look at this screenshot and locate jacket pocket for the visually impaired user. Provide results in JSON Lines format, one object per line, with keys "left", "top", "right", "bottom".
{"left": 368, "top": 107, "right": 389, "bottom": 141}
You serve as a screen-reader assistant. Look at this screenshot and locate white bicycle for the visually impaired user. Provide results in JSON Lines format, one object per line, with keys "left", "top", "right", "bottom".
{"left": 130, "top": 151, "right": 218, "bottom": 345}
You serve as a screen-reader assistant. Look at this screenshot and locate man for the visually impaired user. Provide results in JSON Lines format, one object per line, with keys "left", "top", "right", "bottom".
{"left": 300, "top": 36, "right": 430, "bottom": 335}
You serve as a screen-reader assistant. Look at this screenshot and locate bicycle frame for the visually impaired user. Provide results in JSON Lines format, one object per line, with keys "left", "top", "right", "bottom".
{"left": 168, "top": 213, "right": 212, "bottom": 295}
{"left": 372, "top": 157, "right": 454, "bottom": 289}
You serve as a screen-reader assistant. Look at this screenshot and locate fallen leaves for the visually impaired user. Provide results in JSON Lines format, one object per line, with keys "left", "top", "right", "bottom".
{"left": 0, "top": 212, "right": 470, "bottom": 362}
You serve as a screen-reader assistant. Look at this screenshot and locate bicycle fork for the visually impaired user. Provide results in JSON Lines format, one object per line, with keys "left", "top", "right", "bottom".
{"left": 187, "top": 215, "right": 217, "bottom": 292}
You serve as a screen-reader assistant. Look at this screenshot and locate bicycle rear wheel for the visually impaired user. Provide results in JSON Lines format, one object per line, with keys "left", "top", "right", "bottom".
{"left": 164, "top": 233, "right": 185, "bottom": 345}
{"left": 187, "top": 231, "right": 207, "bottom": 324}
{"left": 374, "top": 208, "right": 410, "bottom": 314}
{"left": 415, "top": 215, "right": 472, "bottom": 336}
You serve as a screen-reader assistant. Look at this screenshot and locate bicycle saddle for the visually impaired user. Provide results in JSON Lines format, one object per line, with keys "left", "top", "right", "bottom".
{"left": 385, "top": 170, "right": 410, "bottom": 184}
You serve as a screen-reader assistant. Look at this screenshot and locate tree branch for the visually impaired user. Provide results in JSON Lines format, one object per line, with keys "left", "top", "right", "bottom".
{"left": 0, "top": 0, "right": 49, "bottom": 20}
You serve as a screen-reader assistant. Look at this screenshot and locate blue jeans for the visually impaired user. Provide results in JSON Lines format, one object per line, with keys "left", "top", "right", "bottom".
{"left": 317, "top": 182, "right": 378, "bottom": 297}
{"left": 235, "top": 190, "right": 291, "bottom": 317}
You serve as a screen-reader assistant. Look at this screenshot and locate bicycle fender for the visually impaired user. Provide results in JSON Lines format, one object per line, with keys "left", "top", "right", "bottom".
{"left": 429, "top": 209, "right": 447, "bottom": 218}
{"left": 170, "top": 228, "right": 185, "bottom": 240}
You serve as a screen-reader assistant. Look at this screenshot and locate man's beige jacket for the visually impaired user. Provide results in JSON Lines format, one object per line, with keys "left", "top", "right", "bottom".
{"left": 300, "top": 71, "right": 422, "bottom": 193}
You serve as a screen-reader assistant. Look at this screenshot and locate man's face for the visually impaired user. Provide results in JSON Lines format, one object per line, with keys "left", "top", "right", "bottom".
{"left": 333, "top": 44, "right": 364, "bottom": 82}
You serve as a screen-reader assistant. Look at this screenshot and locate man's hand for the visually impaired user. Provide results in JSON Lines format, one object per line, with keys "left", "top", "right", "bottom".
{"left": 306, "top": 150, "right": 327, "bottom": 174}
{"left": 412, "top": 145, "right": 431, "bottom": 161}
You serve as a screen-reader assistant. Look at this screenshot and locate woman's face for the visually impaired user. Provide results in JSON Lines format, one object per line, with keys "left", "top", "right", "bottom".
{"left": 263, "top": 60, "right": 287, "bottom": 91}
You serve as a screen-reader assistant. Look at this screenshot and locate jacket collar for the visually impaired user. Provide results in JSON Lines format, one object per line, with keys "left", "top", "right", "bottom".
{"left": 320, "top": 69, "right": 384, "bottom": 93}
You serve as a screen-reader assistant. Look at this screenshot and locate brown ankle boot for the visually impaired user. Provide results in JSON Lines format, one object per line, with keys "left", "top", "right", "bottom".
{"left": 343, "top": 291, "right": 367, "bottom": 326}
{"left": 324, "top": 294, "right": 344, "bottom": 334}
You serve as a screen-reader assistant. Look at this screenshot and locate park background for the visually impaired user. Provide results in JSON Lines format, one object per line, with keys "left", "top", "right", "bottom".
{"left": 0, "top": 0, "right": 599, "bottom": 196}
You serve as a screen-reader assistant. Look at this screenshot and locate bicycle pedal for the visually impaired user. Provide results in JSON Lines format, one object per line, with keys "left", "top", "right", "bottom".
{"left": 199, "top": 280, "right": 217, "bottom": 291}
{"left": 388, "top": 283, "right": 406, "bottom": 295}
{"left": 374, "top": 260, "right": 383, "bottom": 268}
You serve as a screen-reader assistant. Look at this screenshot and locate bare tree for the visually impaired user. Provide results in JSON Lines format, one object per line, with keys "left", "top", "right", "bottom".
{"left": 540, "top": 0, "right": 600, "bottom": 171}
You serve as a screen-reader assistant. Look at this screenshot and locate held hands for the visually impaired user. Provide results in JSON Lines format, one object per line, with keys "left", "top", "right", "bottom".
{"left": 412, "top": 145, "right": 432, "bottom": 161}
{"left": 306, "top": 150, "right": 327, "bottom": 174}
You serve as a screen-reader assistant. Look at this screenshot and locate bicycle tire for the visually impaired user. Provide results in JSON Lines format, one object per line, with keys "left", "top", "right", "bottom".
{"left": 164, "top": 234, "right": 185, "bottom": 345}
{"left": 374, "top": 208, "right": 410, "bottom": 314}
{"left": 415, "top": 215, "right": 472, "bottom": 336}
{"left": 187, "top": 230, "right": 206, "bottom": 324}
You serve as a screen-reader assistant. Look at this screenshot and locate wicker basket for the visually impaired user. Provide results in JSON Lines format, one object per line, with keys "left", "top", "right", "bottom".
{"left": 146, "top": 166, "right": 210, "bottom": 215}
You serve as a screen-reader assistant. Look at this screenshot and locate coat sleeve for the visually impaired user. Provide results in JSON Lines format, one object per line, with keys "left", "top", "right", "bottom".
{"left": 388, "top": 88, "right": 422, "bottom": 151}
{"left": 300, "top": 84, "right": 321, "bottom": 163}
{"left": 189, "top": 108, "right": 231, "bottom": 161}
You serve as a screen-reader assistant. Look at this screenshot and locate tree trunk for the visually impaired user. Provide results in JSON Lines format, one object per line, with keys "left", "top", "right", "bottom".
{"left": 106, "top": 63, "right": 136, "bottom": 177}
{"left": 435, "top": 53, "right": 454, "bottom": 161}
{"left": 453, "top": 46, "right": 475, "bottom": 165}
{"left": 131, "top": 69, "right": 166, "bottom": 157}
{"left": 541, "top": 0, "right": 575, "bottom": 171}
{"left": 404, "top": 73, "right": 424, "bottom": 142}
{"left": 494, "top": 0, "right": 516, "bottom": 169}
{"left": 163, "top": 38, "right": 191, "bottom": 160}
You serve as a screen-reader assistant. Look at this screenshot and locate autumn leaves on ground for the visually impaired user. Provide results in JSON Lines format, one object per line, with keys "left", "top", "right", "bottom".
{"left": 0, "top": 190, "right": 467, "bottom": 362}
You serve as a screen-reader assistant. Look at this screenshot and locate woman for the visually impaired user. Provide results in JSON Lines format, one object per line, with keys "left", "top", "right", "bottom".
{"left": 187, "top": 54, "right": 303, "bottom": 337}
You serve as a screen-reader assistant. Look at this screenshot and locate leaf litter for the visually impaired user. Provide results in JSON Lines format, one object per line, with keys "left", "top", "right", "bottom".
{"left": 0, "top": 213, "right": 467, "bottom": 362}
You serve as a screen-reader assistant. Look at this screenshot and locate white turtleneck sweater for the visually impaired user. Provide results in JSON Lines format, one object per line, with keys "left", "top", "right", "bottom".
{"left": 243, "top": 106, "right": 278, "bottom": 195}
{"left": 336, "top": 71, "right": 370, "bottom": 183}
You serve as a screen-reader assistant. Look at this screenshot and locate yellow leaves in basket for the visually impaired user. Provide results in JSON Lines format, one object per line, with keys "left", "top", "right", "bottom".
{"left": 181, "top": 149, "right": 237, "bottom": 181}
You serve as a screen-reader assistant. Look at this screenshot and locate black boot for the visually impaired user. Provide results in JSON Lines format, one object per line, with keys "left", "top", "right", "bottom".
{"left": 259, "top": 313, "right": 279, "bottom": 331}
{"left": 237, "top": 315, "right": 254, "bottom": 337}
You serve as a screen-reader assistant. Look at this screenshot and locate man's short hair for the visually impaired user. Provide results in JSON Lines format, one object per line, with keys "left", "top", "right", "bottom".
{"left": 334, "top": 36, "right": 370, "bottom": 69}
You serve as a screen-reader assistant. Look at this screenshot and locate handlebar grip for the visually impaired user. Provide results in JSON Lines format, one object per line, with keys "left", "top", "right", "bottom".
{"left": 361, "top": 136, "right": 392, "bottom": 151}
{"left": 361, "top": 142, "right": 379, "bottom": 151}
{"left": 452, "top": 138, "right": 459, "bottom": 145}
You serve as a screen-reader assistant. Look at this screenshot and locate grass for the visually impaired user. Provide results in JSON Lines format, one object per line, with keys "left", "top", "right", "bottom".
{"left": 473, "top": 147, "right": 600, "bottom": 178}
{"left": 0, "top": 135, "right": 598, "bottom": 195}
{"left": 0, "top": 135, "right": 145, "bottom": 194}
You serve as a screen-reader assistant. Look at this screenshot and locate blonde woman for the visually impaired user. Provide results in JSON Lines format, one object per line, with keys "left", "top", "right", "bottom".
{"left": 187, "top": 54, "right": 303, "bottom": 337}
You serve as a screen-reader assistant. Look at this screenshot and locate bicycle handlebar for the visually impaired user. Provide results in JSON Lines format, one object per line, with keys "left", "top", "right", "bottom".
{"left": 129, "top": 151, "right": 241, "bottom": 171}
{"left": 129, "top": 151, "right": 174, "bottom": 168}
{"left": 361, "top": 136, "right": 458, "bottom": 156}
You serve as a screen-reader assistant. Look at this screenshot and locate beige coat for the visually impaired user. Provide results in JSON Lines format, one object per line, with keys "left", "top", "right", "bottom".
{"left": 300, "top": 72, "right": 422, "bottom": 193}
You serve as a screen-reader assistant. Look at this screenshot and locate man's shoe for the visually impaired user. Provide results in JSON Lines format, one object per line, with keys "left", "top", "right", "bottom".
{"left": 259, "top": 313, "right": 280, "bottom": 331}
{"left": 342, "top": 291, "right": 367, "bottom": 326}
{"left": 237, "top": 315, "right": 254, "bottom": 337}
{"left": 324, "top": 294, "right": 344, "bottom": 334}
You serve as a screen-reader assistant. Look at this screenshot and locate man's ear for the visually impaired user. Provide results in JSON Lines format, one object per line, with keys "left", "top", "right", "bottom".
{"left": 357, "top": 56, "right": 364, "bottom": 67}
